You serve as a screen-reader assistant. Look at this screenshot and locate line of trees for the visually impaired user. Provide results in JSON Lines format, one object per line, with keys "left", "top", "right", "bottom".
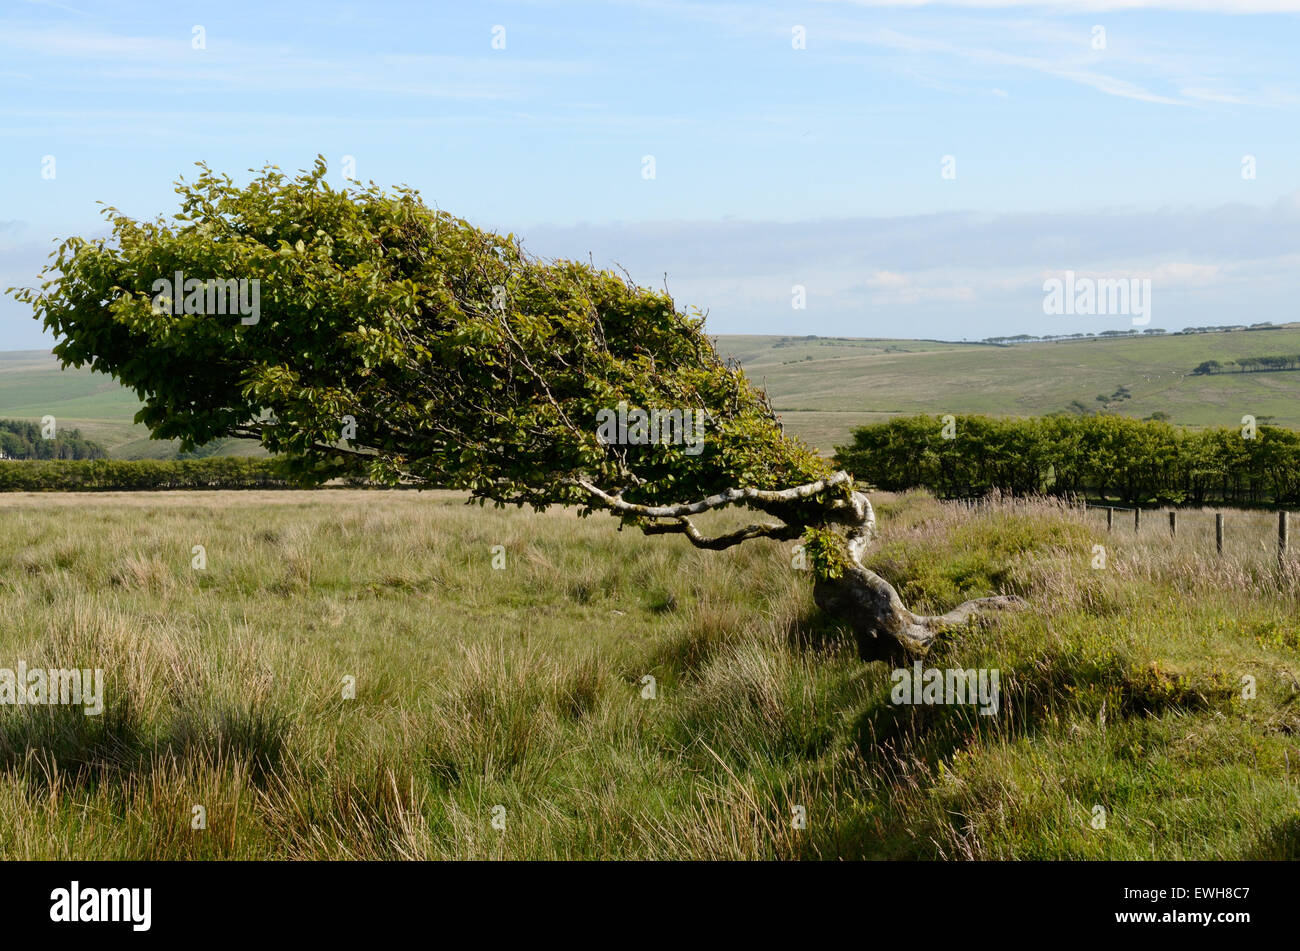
{"left": 981, "top": 329, "right": 1167, "bottom": 345}
{"left": 1193, "top": 356, "right": 1300, "bottom": 375}
{"left": 979, "top": 323, "right": 1286, "bottom": 347}
{"left": 833, "top": 414, "right": 1300, "bottom": 506}
{"left": 0, "top": 418, "right": 107, "bottom": 460}
{"left": 0, "top": 457, "right": 294, "bottom": 491}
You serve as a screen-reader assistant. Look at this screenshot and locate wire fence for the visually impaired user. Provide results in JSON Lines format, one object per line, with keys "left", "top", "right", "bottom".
{"left": 948, "top": 495, "right": 1294, "bottom": 566}
{"left": 1085, "top": 503, "right": 1290, "bottom": 565}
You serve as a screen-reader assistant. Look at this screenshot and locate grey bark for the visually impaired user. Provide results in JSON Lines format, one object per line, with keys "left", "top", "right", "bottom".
{"left": 574, "top": 477, "right": 1024, "bottom": 662}
{"left": 814, "top": 490, "right": 1024, "bottom": 662}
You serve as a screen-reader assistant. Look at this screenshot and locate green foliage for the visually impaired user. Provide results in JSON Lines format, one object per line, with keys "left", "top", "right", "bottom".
{"left": 9, "top": 158, "right": 834, "bottom": 522}
{"left": 800, "top": 526, "right": 850, "bottom": 580}
{"left": 835, "top": 413, "right": 1300, "bottom": 506}
{"left": 0, "top": 457, "right": 289, "bottom": 491}
{"left": 0, "top": 419, "right": 106, "bottom": 460}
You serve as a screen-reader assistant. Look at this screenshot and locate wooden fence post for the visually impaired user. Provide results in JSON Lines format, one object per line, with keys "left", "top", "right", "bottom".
{"left": 1106, "top": 507, "right": 1113, "bottom": 532}
{"left": 1134, "top": 507, "right": 1140, "bottom": 532}
{"left": 1279, "top": 511, "right": 1289, "bottom": 570}
{"left": 1215, "top": 513, "right": 1223, "bottom": 556}
{"left": 1169, "top": 511, "right": 1176, "bottom": 536}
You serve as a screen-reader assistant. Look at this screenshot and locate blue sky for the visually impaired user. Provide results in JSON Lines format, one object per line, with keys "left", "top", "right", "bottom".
{"left": 2, "top": 0, "right": 1299, "bottom": 348}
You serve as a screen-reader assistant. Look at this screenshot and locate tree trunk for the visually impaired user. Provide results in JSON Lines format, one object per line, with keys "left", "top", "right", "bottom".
{"left": 813, "top": 490, "right": 1024, "bottom": 663}
{"left": 813, "top": 565, "right": 1023, "bottom": 662}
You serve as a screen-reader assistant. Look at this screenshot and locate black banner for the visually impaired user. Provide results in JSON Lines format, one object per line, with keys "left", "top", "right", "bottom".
{"left": 0, "top": 860, "right": 1275, "bottom": 939}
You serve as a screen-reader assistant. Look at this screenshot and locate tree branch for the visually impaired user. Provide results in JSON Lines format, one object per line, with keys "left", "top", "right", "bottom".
{"left": 566, "top": 471, "right": 852, "bottom": 520}
{"left": 640, "top": 516, "right": 803, "bottom": 550}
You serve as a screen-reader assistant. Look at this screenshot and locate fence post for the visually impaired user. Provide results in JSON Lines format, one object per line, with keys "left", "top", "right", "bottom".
{"left": 1169, "top": 511, "right": 1176, "bottom": 536}
{"left": 1106, "top": 507, "right": 1113, "bottom": 532}
{"left": 1280, "top": 511, "right": 1289, "bottom": 570}
{"left": 1134, "top": 507, "right": 1140, "bottom": 532}
{"left": 1215, "top": 513, "right": 1223, "bottom": 556}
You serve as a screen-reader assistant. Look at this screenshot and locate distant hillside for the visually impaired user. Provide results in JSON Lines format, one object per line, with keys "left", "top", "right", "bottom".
{"left": 0, "top": 350, "right": 262, "bottom": 460}
{"left": 714, "top": 327, "right": 1300, "bottom": 451}
{"left": 9, "top": 324, "right": 1300, "bottom": 457}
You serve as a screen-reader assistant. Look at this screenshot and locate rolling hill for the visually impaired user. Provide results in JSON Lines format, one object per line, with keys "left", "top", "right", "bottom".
{"left": 0, "top": 350, "right": 262, "bottom": 460}
{"left": 716, "top": 327, "right": 1300, "bottom": 450}
{"left": 8, "top": 325, "right": 1300, "bottom": 457}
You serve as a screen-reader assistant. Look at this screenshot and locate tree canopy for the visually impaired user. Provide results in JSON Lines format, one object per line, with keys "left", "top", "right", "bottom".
{"left": 10, "top": 158, "right": 853, "bottom": 552}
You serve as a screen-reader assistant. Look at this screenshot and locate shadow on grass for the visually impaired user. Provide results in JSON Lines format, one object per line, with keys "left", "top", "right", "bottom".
{"left": 0, "top": 701, "right": 143, "bottom": 794}
{"left": 0, "top": 699, "right": 288, "bottom": 794}
{"left": 782, "top": 606, "right": 855, "bottom": 656}
{"left": 166, "top": 702, "right": 288, "bottom": 783}
{"left": 850, "top": 649, "right": 1236, "bottom": 777}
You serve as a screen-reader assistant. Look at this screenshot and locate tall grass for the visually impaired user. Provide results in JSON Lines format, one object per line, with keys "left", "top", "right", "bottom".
{"left": 0, "top": 488, "right": 1296, "bottom": 859}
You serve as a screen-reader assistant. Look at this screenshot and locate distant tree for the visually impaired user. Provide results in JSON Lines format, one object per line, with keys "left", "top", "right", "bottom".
{"left": 0, "top": 419, "right": 107, "bottom": 459}
{"left": 836, "top": 414, "right": 1300, "bottom": 508}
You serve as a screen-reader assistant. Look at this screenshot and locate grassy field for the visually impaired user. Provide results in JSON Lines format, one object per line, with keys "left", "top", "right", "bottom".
{"left": 1, "top": 488, "right": 1297, "bottom": 859}
{"left": 11, "top": 326, "right": 1300, "bottom": 457}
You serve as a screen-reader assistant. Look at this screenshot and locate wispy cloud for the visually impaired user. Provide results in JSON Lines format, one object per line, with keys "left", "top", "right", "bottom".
{"left": 851, "top": 25, "right": 1189, "bottom": 103}
{"left": 15, "top": 0, "right": 92, "bottom": 16}
{"left": 0, "top": 26, "right": 590, "bottom": 101}
{"left": 635, "top": 0, "right": 1296, "bottom": 106}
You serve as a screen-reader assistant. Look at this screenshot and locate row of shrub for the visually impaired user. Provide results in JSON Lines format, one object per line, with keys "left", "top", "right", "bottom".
{"left": 833, "top": 414, "right": 1300, "bottom": 506}
{"left": 0, "top": 457, "right": 295, "bottom": 491}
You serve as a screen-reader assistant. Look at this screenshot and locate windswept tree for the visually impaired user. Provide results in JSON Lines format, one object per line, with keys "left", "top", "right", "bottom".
{"left": 9, "top": 159, "right": 1019, "bottom": 661}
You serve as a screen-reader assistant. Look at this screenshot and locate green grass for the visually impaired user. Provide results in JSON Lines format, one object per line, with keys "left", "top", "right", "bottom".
{"left": 0, "top": 488, "right": 1296, "bottom": 859}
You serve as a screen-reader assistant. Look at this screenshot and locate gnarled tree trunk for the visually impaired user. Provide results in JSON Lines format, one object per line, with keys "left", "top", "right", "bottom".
{"left": 813, "top": 490, "right": 1024, "bottom": 663}
{"left": 578, "top": 478, "right": 1024, "bottom": 663}
{"left": 813, "top": 564, "right": 1023, "bottom": 663}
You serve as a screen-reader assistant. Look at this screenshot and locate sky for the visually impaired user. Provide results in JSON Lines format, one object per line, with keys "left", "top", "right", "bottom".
{"left": 2, "top": 0, "right": 1299, "bottom": 348}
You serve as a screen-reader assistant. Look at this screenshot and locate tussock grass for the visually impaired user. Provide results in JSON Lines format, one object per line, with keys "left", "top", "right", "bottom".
{"left": 0, "top": 488, "right": 1297, "bottom": 859}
